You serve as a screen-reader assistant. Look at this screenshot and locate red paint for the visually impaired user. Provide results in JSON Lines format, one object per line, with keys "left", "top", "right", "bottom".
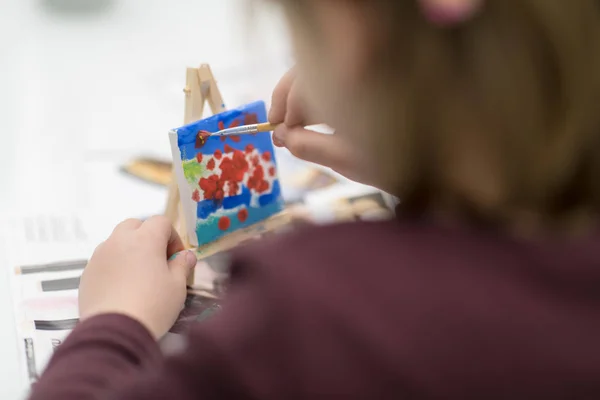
{"left": 232, "top": 150, "right": 249, "bottom": 175}
{"left": 218, "top": 121, "right": 225, "bottom": 131}
{"left": 247, "top": 176, "right": 258, "bottom": 191}
{"left": 207, "top": 158, "right": 215, "bottom": 171}
{"left": 257, "top": 180, "right": 270, "bottom": 193}
{"left": 192, "top": 190, "right": 200, "bottom": 202}
{"left": 237, "top": 208, "right": 249, "bottom": 223}
{"left": 262, "top": 151, "right": 272, "bottom": 162}
{"left": 224, "top": 144, "right": 234, "bottom": 153}
{"left": 244, "top": 113, "right": 258, "bottom": 125}
{"left": 229, "top": 119, "right": 240, "bottom": 128}
{"left": 227, "top": 181, "right": 240, "bottom": 196}
{"left": 214, "top": 149, "right": 222, "bottom": 160}
{"left": 195, "top": 131, "right": 211, "bottom": 149}
{"left": 230, "top": 135, "right": 241, "bottom": 143}
{"left": 218, "top": 216, "right": 231, "bottom": 231}
{"left": 196, "top": 153, "right": 203, "bottom": 163}
{"left": 254, "top": 164, "right": 265, "bottom": 179}
{"left": 220, "top": 136, "right": 227, "bottom": 142}
{"left": 269, "top": 166, "right": 276, "bottom": 177}
{"left": 245, "top": 144, "right": 254, "bottom": 154}
{"left": 220, "top": 151, "right": 249, "bottom": 183}
{"left": 247, "top": 165, "right": 269, "bottom": 193}
{"left": 219, "top": 158, "right": 235, "bottom": 182}
{"left": 199, "top": 175, "right": 225, "bottom": 201}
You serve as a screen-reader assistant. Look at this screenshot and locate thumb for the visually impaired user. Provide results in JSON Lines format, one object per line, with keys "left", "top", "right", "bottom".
{"left": 273, "top": 125, "right": 355, "bottom": 174}
{"left": 168, "top": 250, "right": 197, "bottom": 281}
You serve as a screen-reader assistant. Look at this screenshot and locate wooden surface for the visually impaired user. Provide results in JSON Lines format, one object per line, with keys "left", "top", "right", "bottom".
{"left": 121, "top": 158, "right": 173, "bottom": 186}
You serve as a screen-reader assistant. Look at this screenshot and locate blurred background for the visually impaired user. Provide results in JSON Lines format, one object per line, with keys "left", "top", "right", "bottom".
{"left": 0, "top": 1, "right": 292, "bottom": 397}
{"left": 0, "top": 0, "right": 293, "bottom": 217}
{"left": 0, "top": 1, "right": 392, "bottom": 398}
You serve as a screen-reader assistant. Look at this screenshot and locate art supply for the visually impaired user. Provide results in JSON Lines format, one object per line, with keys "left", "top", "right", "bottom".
{"left": 165, "top": 63, "right": 229, "bottom": 285}
{"left": 169, "top": 100, "right": 285, "bottom": 248}
{"left": 212, "top": 122, "right": 279, "bottom": 137}
{"left": 121, "top": 157, "right": 173, "bottom": 186}
{"left": 165, "top": 64, "right": 289, "bottom": 286}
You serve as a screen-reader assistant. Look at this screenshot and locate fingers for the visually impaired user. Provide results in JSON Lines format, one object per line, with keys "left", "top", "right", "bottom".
{"left": 113, "top": 216, "right": 187, "bottom": 259}
{"left": 284, "top": 78, "right": 305, "bottom": 127}
{"left": 273, "top": 125, "right": 354, "bottom": 173}
{"left": 282, "top": 80, "right": 322, "bottom": 127}
{"left": 269, "top": 67, "right": 296, "bottom": 124}
{"left": 111, "top": 218, "right": 143, "bottom": 238}
{"left": 141, "top": 216, "right": 186, "bottom": 257}
{"left": 166, "top": 229, "right": 187, "bottom": 259}
{"left": 167, "top": 250, "right": 197, "bottom": 283}
{"left": 270, "top": 67, "right": 324, "bottom": 131}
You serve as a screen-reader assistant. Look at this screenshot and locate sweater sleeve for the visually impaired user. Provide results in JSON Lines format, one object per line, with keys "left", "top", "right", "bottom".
{"left": 28, "top": 314, "right": 162, "bottom": 400}
{"left": 27, "top": 247, "right": 292, "bottom": 400}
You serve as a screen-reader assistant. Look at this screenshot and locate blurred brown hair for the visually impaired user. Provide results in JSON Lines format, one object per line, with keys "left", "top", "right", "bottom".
{"left": 282, "top": 0, "right": 600, "bottom": 234}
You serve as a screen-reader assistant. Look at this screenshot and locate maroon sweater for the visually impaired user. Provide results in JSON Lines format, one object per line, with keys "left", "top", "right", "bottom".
{"left": 28, "top": 220, "right": 600, "bottom": 399}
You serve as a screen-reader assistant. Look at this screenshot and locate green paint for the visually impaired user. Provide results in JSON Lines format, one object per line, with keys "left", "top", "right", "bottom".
{"left": 182, "top": 160, "right": 205, "bottom": 184}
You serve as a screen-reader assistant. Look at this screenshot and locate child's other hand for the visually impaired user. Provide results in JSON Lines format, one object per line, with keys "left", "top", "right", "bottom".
{"left": 269, "top": 68, "right": 354, "bottom": 173}
{"left": 269, "top": 69, "right": 379, "bottom": 191}
{"left": 78, "top": 216, "right": 197, "bottom": 339}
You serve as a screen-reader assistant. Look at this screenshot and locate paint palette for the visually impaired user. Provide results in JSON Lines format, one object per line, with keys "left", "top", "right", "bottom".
{"left": 169, "top": 101, "right": 285, "bottom": 247}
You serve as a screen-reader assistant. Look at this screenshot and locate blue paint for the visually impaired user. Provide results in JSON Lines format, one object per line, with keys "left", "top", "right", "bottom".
{"left": 173, "top": 101, "right": 284, "bottom": 247}
{"left": 195, "top": 201, "right": 284, "bottom": 246}
{"left": 196, "top": 187, "right": 252, "bottom": 219}
{"left": 222, "top": 186, "right": 252, "bottom": 210}
{"left": 259, "top": 180, "right": 282, "bottom": 207}
{"left": 197, "top": 200, "right": 220, "bottom": 220}
{"left": 176, "top": 101, "right": 272, "bottom": 154}
{"left": 168, "top": 252, "right": 180, "bottom": 261}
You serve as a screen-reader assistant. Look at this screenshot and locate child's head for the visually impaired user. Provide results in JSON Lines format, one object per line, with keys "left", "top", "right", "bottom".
{"left": 274, "top": 0, "right": 600, "bottom": 233}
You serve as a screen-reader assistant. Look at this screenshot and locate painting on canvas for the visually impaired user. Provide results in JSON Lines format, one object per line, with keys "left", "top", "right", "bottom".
{"left": 169, "top": 101, "right": 284, "bottom": 247}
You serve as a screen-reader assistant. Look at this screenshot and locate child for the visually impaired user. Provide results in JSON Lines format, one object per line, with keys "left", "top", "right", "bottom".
{"left": 29, "top": 0, "right": 600, "bottom": 398}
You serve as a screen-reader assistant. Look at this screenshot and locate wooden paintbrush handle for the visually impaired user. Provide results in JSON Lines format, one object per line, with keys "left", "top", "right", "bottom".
{"left": 256, "top": 122, "right": 279, "bottom": 132}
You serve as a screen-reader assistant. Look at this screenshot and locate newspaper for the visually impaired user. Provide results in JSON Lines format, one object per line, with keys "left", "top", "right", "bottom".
{"left": 10, "top": 256, "right": 228, "bottom": 385}
{"left": 1, "top": 214, "right": 92, "bottom": 386}
{"left": 3, "top": 214, "right": 225, "bottom": 385}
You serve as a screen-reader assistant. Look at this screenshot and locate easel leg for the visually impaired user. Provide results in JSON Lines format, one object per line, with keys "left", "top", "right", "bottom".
{"left": 165, "top": 176, "right": 180, "bottom": 224}
{"left": 165, "top": 175, "right": 195, "bottom": 287}
{"left": 166, "top": 63, "right": 228, "bottom": 290}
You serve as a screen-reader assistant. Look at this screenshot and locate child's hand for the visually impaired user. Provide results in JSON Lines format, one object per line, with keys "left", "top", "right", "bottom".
{"left": 78, "top": 216, "right": 197, "bottom": 339}
{"left": 269, "top": 68, "right": 386, "bottom": 192}
{"left": 269, "top": 68, "right": 356, "bottom": 176}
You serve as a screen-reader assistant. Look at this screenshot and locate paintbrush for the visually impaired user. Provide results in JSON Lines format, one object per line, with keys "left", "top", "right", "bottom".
{"left": 212, "top": 122, "right": 279, "bottom": 137}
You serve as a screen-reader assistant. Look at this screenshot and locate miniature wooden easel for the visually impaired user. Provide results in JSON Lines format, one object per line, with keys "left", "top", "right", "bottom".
{"left": 165, "top": 64, "right": 226, "bottom": 284}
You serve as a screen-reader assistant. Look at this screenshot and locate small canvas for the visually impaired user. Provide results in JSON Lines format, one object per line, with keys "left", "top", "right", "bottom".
{"left": 169, "top": 101, "right": 285, "bottom": 247}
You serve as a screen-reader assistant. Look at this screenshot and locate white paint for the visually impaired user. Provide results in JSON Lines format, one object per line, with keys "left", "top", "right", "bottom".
{"left": 169, "top": 131, "right": 199, "bottom": 247}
